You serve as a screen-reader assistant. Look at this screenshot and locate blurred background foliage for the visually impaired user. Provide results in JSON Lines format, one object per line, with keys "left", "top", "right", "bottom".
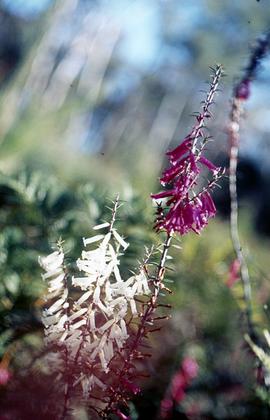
{"left": 0, "top": 0, "right": 270, "bottom": 418}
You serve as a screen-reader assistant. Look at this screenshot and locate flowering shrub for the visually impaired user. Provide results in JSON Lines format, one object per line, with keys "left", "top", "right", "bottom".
{"left": 1, "top": 50, "right": 270, "bottom": 417}
{"left": 38, "top": 66, "right": 223, "bottom": 418}
{"left": 1, "top": 12, "right": 270, "bottom": 416}
{"left": 39, "top": 198, "right": 153, "bottom": 417}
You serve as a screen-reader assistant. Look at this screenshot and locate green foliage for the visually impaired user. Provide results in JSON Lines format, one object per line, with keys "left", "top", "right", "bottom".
{"left": 0, "top": 165, "right": 269, "bottom": 417}
{"left": 0, "top": 168, "right": 153, "bottom": 356}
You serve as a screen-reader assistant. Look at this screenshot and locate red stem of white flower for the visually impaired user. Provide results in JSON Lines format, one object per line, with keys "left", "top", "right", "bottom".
{"left": 103, "top": 232, "right": 173, "bottom": 417}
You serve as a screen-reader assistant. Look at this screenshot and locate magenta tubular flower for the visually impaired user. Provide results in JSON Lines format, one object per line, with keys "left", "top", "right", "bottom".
{"left": 152, "top": 65, "right": 223, "bottom": 236}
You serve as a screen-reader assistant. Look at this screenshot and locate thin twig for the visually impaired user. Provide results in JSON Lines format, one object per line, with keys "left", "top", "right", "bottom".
{"left": 228, "top": 97, "right": 254, "bottom": 336}
{"left": 103, "top": 233, "right": 173, "bottom": 416}
{"left": 228, "top": 30, "right": 270, "bottom": 338}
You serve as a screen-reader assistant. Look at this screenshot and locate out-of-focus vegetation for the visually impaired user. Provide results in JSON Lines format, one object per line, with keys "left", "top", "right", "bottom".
{"left": 1, "top": 0, "right": 270, "bottom": 418}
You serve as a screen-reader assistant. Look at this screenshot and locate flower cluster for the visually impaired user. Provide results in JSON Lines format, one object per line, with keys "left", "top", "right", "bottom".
{"left": 39, "top": 201, "right": 153, "bottom": 415}
{"left": 38, "top": 67, "right": 226, "bottom": 418}
{"left": 39, "top": 246, "right": 69, "bottom": 344}
{"left": 70, "top": 223, "right": 150, "bottom": 395}
{"left": 152, "top": 65, "right": 223, "bottom": 235}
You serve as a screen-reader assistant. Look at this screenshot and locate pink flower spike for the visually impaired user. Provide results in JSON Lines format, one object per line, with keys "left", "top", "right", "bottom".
{"left": 151, "top": 65, "right": 223, "bottom": 236}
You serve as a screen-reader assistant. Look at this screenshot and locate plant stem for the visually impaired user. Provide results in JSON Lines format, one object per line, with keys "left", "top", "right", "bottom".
{"left": 229, "top": 97, "right": 254, "bottom": 337}
{"left": 191, "top": 64, "right": 223, "bottom": 152}
{"left": 109, "top": 194, "right": 120, "bottom": 232}
{"left": 103, "top": 232, "right": 173, "bottom": 417}
{"left": 61, "top": 348, "right": 70, "bottom": 420}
